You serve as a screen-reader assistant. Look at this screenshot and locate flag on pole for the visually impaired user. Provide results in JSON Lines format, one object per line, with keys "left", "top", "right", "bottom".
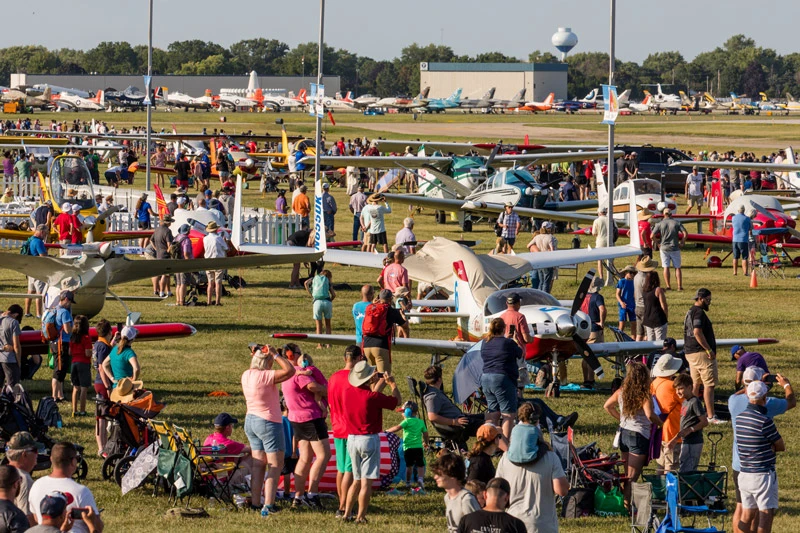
{"left": 601, "top": 85, "right": 619, "bottom": 125}
{"left": 153, "top": 184, "right": 168, "bottom": 218}
{"left": 327, "top": 110, "right": 336, "bottom": 126}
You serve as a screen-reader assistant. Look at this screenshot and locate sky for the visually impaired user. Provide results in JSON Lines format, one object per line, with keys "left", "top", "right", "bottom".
{"left": 4, "top": 1, "right": 800, "bottom": 65}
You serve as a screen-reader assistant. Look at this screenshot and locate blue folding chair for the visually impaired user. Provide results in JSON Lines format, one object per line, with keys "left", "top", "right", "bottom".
{"left": 655, "top": 473, "right": 724, "bottom": 533}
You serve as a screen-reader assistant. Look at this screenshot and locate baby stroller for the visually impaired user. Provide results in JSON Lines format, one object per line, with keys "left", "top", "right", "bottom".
{"left": 99, "top": 389, "right": 166, "bottom": 485}
{"left": 0, "top": 386, "right": 88, "bottom": 480}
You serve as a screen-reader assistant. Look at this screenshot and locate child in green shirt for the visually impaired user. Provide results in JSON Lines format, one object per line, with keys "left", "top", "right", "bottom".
{"left": 387, "top": 400, "right": 429, "bottom": 494}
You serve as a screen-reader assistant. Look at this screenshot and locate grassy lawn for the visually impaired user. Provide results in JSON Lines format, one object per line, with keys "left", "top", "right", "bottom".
{"left": 0, "top": 111, "right": 798, "bottom": 531}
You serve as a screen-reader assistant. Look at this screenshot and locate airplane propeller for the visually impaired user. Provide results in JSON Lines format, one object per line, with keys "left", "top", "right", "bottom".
{"left": 787, "top": 227, "right": 800, "bottom": 240}
{"left": 569, "top": 269, "right": 605, "bottom": 379}
{"left": 751, "top": 202, "right": 777, "bottom": 221}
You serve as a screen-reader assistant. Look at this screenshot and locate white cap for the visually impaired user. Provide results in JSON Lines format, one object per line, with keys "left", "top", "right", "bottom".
{"left": 71, "top": 204, "right": 81, "bottom": 213}
{"left": 61, "top": 202, "right": 71, "bottom": 211}
{"left": 743, "top": 366, "right": 766, "bottom": 385}
{"left": 121, "top": 326, "right": 138, "bottom": 340}
{"left": 746, "top": 380, "right": 768, "bottom": 400}
{"left": 177, "top": 197, "right": 187, "bottom": 205}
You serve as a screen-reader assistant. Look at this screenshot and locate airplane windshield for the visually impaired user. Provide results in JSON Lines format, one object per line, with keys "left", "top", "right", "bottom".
{"left": 50, "top": 156, "right": 95, "bottom": 211}
{"left": 483, "top": 289, "right": 561, "bottom": 316}
{"left": 633, "top": 180, "right": 662, "bottom": 195}
{"left": 506, "top": 170, "right": 537, "bottom": 189}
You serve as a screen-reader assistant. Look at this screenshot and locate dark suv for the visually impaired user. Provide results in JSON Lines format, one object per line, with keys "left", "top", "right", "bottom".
{"left": 617, "top": 145, "right": 692, "bottom": 193}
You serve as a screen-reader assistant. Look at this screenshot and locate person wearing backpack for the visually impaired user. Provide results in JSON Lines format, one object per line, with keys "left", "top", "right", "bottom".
{"left": 304, "top": 270, "right": 336, "bottom": 349}
{"left": 51, "top": 291, "right": 75, "bottom": 403}
{"left": 0, "top": 305, "right": 23, "bottom": 388}
{"left": 361, "top": 289, "right": 406, "bottom": 374}
{"left": 23, "top": 224, "right": 47, "bottom": 319}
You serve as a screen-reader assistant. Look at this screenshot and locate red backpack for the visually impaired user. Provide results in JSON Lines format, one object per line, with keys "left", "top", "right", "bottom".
{"left": 362, "top": 302, "right": 391, "bottom": 338}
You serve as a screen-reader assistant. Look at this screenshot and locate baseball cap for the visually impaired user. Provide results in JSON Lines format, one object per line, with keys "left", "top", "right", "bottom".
{"left": 322, "top": 182, "right": 330, "bottom": 189}
{"left": 542, "top": 221, "right": 553, "bottom": 230}
{"left": 743, "top": 366, "right": 766, "bottom": 385}
{"left": 213, "top": 413, "right": 238, "bottom": 427}
{"left": 6, "top": 431, "right": 37, "bottom": 451}
{"left": 59, "top": 290, "right": 76, "bottom": 303}
{"left": 204, "top": 189, "right": 213, "bottom": 196}
{"left": 476, "top": 423, "right": 500, "bottom": 442}
{"left": 121, "top": 326, "right": 138, "bottom": 341}
{"left": 663, "top": 337, "right": 677, "bottom": 348}
{"left": 506, "top": 293, "right": 521, "bottom": 304}
{"left": 39, "top": 493, "right": 67, "bottom": 518}
{"left": 693, "top": 288, "right": 712, "bottom": 300}
{"left": 177, "top": 196, "right": 187, "bottom": 205}
{"left": 70, "top": 204, "right": 81, "bottom": 213}
{"left": 730, "top": 344, "right": 745, "bottom": 360}
{"left": 746, "top": 380, "right": 768, "bottom": 400}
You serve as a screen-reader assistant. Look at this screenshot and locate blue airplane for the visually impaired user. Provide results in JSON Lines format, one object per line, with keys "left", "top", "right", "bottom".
{"left": 553, "top": 88, "right": 599, "bottom": 112}
{"left": 424, "top": 88, "right": 462, "bottom": 113}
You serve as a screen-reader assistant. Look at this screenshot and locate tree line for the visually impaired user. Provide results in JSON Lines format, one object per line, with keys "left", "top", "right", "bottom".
{"left": 1, "top": 35, "right": 798, "bottom": 100}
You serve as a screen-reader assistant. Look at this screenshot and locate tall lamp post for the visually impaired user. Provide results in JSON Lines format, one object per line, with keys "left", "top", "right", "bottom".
{"left": 605, "top": 0, "right": 616, "bottom": 263}
{"left": 145, "top": 0, "right": 153, "bottom": 191}
{"left": 314, "top": 0, "right": 325, "bottom": 186}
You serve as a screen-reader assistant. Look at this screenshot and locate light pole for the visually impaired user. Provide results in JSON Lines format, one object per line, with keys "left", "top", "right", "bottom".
{"left": 605, "top": 0, "right": 616, "bottom": 257}
{"left": 145, "top": 0, "right": 153, "bottom": 191}
{"left": 314, "top": 0, "right": 324, "bottom": 185}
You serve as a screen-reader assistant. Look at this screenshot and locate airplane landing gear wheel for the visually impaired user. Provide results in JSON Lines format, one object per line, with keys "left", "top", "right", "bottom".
{"left": 462, "top": 219, "right": 472, "bottom": 232}
{"left": 435, "top": 210, "right": 446, "bottom": 224}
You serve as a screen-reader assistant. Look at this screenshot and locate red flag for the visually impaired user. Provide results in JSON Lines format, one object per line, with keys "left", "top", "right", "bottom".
{"left": 524, "top": 134, "right": 530, "bottom": 145}
{"left": 153, "top": 184, "right": 168, "bottom": 218}
{"left": 327, "top": 111, "right": 336, "bottom": 126}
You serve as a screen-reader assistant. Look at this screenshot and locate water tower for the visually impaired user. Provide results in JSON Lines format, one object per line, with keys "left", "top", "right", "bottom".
{"left": 551, "top": 27, "right": 578, "bottom": 61}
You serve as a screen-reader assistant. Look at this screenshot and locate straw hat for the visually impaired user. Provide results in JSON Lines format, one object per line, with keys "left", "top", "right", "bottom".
{"left": 348, "top": 360, "right": 377, "bottom": 388}
{"left": 206, "top": 221, "right": 219, "bottom": 232}
{"left": 651, "top": 354, "right": 682, "bottom": 378}
{"left": 620, "top": 264, "right": 637, "bottom": 274}
{"left": 367, "top": 193, "right": 384, "bottom": 204}
{"left": 635, "top": 256, "right": 657, "bottom": 272}
{"left": 637, "top": 211, "right": 652, "bottom": 221}
{"left": 110, "top": 377, "right": 144, "bottom": 403}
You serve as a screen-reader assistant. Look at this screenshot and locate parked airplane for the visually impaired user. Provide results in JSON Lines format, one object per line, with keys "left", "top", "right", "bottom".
{"left": 31, "top": 83, "right": 91, "bottom": 98}
{"left": 553, "top": 89, "right": 599, "bottom": 112}
{"left": 785, "top": 93, "right": 800, "bottom": 112}
{"left": 54, "top": 91, "right": 104, "bottom": 112}
{"left": 643, "top": 84, "right": 681, "bottom": 111}
{"left": 423, "top": 88, "right": 462, "bottom": 113}
{"left": 214, "top": 92, "right": 260, "bottom": 111}
{"left": 103, "top": 86, "right": 148, "bottom": 111}
{"left": 258, "top": 89, "right": 305, "bottom": 112}
{"left": 458, "top": 88, "right": 496, "bottom": 112}
{"left": 342, "top": 93, "right": 379, "bottom": 109}
{"left": 514, "top": 93, "right": 555, "bottom": 113}
{"left": 757, "top": 92, "right": 787, "bottom": 113}
{"left": 0, "top": 87, "right": 53, "bottom": 109}
{"left": 370, "top": 87, "right": 431, "bottom": 111}
{"left": 492, "top": 88, "right": 527, "bottom": 111}
{"left": 163, "top": 89, "right": 214, "bottom": 111}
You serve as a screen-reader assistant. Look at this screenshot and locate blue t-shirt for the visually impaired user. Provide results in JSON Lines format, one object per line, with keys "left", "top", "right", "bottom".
{"left": 616, "top": 278, "right": 636, "bottom": 309}
{"left": 93, "top": 340, "right": 112, "bottom": 386}
{"left": 28, "top": 236, "right": 46, "bottom": 256}
{"left": 109, "top": 346, "right": 136, "bottom": 386}
{"left": 136, "top": 202, "right": 152, "bottom": 223}
{"left": 729, "top": 393, "right": 787, "bottom": 471}
{"left": 731, "top": 213, "right": 752, "bottom": 243}
{"left": 480, "top": 336, "right": 521, "bottom": 381}
{"left": 55, "top": 307, "right": 72, "bottom": 343}
{"left": 352, "top": 301, "right": 369, "bottom": 344}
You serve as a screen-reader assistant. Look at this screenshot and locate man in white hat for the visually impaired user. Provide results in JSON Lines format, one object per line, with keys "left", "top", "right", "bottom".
{"left": 734, "top": 380, "right": 785, "bottom": 533}
{"left": 729, "top": 366, "right": 794, "bottom": 533}
{"left": 633, "top": 256, "right": 657, "bottom": 341}
{"left": 203, "top": 221, "right": 228, "bottom": 306}
{"left": 341, "top": 360, "right": 401, "bottom": 523}
{"left": 650, "top": 353, "right": 684, "bottom": 473}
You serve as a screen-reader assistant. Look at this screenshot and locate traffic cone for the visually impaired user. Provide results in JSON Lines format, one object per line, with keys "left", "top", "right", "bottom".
{"left": 750, "top": 269, "right": 758, "bottom": 288}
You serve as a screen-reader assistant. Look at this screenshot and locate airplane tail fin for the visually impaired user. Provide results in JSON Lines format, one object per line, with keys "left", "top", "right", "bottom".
{"left": 657, "top": 84, "right": 665, "bottom": 96}
{"left": 153, "top": 184, "right": 168, "bottom": 218}
{"left": 642, "top": 94, "right": 652, "bottom": 105}
{"left": 343, "top": 91, "right": 353, "bottom": 102}
{"left": 254, "top": 88, "right": 263, "bottom": 104}
{"left": 452, "top": 260, "right": 479, "bottom": 340}
{"left": 42, "top": 87, "right": 51, "bottom": 102}
{"left": 421, "top": 86, "right": 431, "bottom": 99}
{"left": 787, "top": 92, "right": 796, "bottom": 102}
{"left": 544, "top": 92, "right": 555, "bottom": 105}
{"left": 232, "top": 175, "right": 243, "bottom": 248}
{"left": 95, "top": 90, "right": 104, "bottom": 106}
{"left": 594, "top": 163, "right": 608, "bottom": 207}
{"left": 313, "top": 179, "right": 327, "bottom": 253}
{"left": 617, "top": 89, "right": 630, "bottom": 106}
{"left": 449, "top": 88, "right": 462, "bottom": 102}
{"left": 759, "top": 92, "right": 768, "bottom": 102}
{"left": 297, "top": 88, "right": 307, "bottom": 104}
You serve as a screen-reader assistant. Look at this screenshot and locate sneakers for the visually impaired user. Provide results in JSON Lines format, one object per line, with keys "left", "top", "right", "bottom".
{"left": 708, "top": 417, "right": 728, "bottom": 425}
{"left": 304, "top": 494, "right": 322, "bottom": 509}
{"left": 263, "top": 504, "right": 280, "bottom": 514}
{"left": 411, "top": 487, "right": 427, "bottom": 496}
{"left": 23, "top": 313, "right": 33, "bottom": 318}
{"left": 335, "top": 509, "right": 345, "bottom": 519}
{"left": 291, "top": 497, "right": 308, "bottom": 509}
{"left": 385, "top": 488, "right": 404, "bottom": 496}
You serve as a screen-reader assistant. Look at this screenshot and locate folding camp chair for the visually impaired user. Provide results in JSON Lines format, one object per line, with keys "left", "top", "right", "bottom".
{"left": 631, "top": 481, "right": 661, "bottom": 533}
{"left": 150, "top": 420, "right": 181, "bottom": 500}
{"left": 754, "top": 242, "right": 785, "bottom": 279}
{"left": 408, "top": 376, "right": 465, "bottom": 454}
{"left": 565, "top": 427, "right": 628, "bottom": 491}
{"left": 655, "top": 472, "right": 725, "bottom": 533}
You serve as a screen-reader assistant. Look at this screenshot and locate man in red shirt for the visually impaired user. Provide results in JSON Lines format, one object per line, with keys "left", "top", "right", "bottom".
{"left": 382, "top": 249, "right": 410, "bottom": 293}
{"left": 638, "top": 211, "right": 653, "bottom": 256}
{"left": 342, "top": 360, "right": 401, "bottom": 523}
{"left": 499, "top": 293, "right": 533, "bottom": 389}
{"left": 327, "top": 345, "right": 364, "bottom": 518}
{"left": 53, "top": 203, "right": 74, "bottom": 249}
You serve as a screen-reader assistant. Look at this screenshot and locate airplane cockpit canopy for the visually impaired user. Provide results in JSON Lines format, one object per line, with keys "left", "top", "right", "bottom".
{"left": 632, "top": 179, "right": 662, "bottom": 195}
{"left": 484, "top": 288, "right": 561, "bottom": 316}
{"left": 50, "top": 156, "right": 95, "bottom": 211}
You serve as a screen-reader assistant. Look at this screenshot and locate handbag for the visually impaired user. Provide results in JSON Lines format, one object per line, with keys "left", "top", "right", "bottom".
{"left": 594, "top": 485, "right": 628, "bottom": 517}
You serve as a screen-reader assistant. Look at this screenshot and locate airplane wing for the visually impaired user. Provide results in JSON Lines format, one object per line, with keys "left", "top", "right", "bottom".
{"left": 107, "top": 248, "right": 322, "bottom": 287}
{"left": 322, "top": 249, "right": 385, "bottom": 269}
{"left": 99, "top": 231, "right": 154, "bottom": 241}
{"left": 0, "top": 253, "right": 79, "bottom": 286}
{"left": 382, "top": 193, "right": 466, "bottom": 212}
{"left": 591, "top": 337, "right": 778, "bottom": 357}
{"left": 671, "top": 160, "right": 800, "bottom": 172}
{"left": 299, "top": 156, "right": 452, "bottom": 169}
{"left": 374, "top": 140, "right": 606, "bottom": 155}
{"left": 0, "top": 228, "right": 34, "bottom": 241}
{"left": 492, "top": 150, "right": 623, "bottom": 165}
{"left": 515, "top": 244, "right": 641, "bottom": 270}
{"left": 272, "top": 333, "right": 474, "bottom": 357}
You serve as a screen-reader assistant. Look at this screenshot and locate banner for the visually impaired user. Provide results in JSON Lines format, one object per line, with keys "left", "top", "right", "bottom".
{"left": 313, "top": 178, "right": 327, "bottom": 252}
{"left": 309, "top": 83, "right": 325, "bottom": 118}
{"left": 143, "top": 75, "right": 152, "bottom": 106}
{"left": 601, "top": 85, "right": 619, "bottom": 125}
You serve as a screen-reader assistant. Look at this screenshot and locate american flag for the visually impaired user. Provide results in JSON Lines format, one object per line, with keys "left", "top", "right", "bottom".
{"left": 289, "top": 432, "right": 400, "bottom": 492}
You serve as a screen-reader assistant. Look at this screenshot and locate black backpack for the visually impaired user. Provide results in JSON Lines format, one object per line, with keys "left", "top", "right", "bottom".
{"left": 36, "top": 397, "right": 62, "bottom": 428}
{"left": 561, "top": 487, "right": 594, "bottom": 518}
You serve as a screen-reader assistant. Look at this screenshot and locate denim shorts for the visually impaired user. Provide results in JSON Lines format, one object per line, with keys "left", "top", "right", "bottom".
{"left": 618, "top": 307, "right": 636, "bottom": 322}
{"left": 244, "top": 414, "right": 285, "bottom": 453}
{"left": 480, "top": 373, "right": 518, "bottom": 414}
{"left": 619, "top": 428, "right": 649, "bottom": 456}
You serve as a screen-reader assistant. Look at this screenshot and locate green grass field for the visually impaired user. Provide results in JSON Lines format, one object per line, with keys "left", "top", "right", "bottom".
{"left": 1, "top": 111, "right": 799, "bottom": 531}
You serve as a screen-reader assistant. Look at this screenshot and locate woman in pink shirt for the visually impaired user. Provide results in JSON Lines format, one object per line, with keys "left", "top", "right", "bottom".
{"left": 282, "top": 353, "right": 331, "bottom": 509}
{"left": 241, "top": 345, "right": 295, "bottom": 514}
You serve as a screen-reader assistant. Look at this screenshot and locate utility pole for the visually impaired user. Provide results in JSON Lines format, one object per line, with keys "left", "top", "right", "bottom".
{"left": 314, "top": 0, "right": 324, "bottom": 187}
{"left": 145, "top": 0, "right": 153, "bottom": 191}
{"left": 606, "top": 0, "right": 616, "bottom": 258}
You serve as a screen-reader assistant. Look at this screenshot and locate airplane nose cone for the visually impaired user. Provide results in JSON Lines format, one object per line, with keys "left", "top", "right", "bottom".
{"left": 555, "top": 314, "right": 576, "bottom": 337}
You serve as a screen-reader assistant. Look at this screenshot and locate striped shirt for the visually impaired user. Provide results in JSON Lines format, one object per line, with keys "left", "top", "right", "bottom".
{"left": 501, "top": 212, "right": 521, "bottom": 239}
{"left": 736, "top": 403, "right": 781, "bottom": 473}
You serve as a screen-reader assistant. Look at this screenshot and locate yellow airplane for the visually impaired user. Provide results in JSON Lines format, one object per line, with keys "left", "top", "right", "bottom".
{"left": 0, "top": 154, "right": 151, "bottom": 243}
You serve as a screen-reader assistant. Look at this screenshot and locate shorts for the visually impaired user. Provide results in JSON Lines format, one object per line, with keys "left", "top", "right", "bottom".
{"left": 404, "top": 447, "right": 426, "bottom": 469}
{"left": 335, "top": 437, "right": 353, "bottom": 474}
{"left": 480, "top": 373, "right": 518, "bottom": 415}
{"left": 219, "top": 171, "right": 230, "bottom": 179}
{"left": 206, "top": 270, "right": 224, "bottom": 284}
{"left": 739, "top": 470, "right": 778, "bottom": 511}
{"left": 659, "top": 249, "right": 682, "bottom": 269}
{"left": 733, "top": 241, "right": 749, "bottom": 260}
{"left": 93, "top": 382, "right": 109, "bottom": 400}
{"left": 688, "top": 195, "right": 703, "bottom": 207}
{"left": 618, "top": 307, "right": 636, "bottom": 322}
{"left": 505, "top": 237, "right": 516, "bottom": 247}
{"left": 685, "top": 351, "right": 719, "bottom": 387}
{"left": 313, "top": 299, "right": 333, "bottom": 320}
{"left": 679, "top": 442, "right": 703, "bottom": 473}
{"left": 635, "top": 307, "right": 645, "bottom": 337}
{"left": 644, "top": 324, "right": 668, "bottom": 341}
{"left": 176, "top": 272, "right": 191, "bottom": 285}
{"left": 291, "top": 417, "right": 328, "bottom": 442}
{"left": 363, "top": 346, "right": 391, "bottom": 374}
{"left": 576, "top": 176, "right": 588, "bottom": 186}
{"left": 52, "top": 344, "right": 69, "bottom": 382}
{"left": 27, "top": 277, "right": 46, "bottom": 294}
{"left": 0, "top": 363, "right": 20, "bottom": 387}
{"left": 733, "top": 470, "right": 742, "bottom": 503}
{"left": 138, "top": 220, "right": 151, "bottom": 230}
{"left": 369, "top": 231, "right": 387, "bottom": 245}
{"left": 619, "top": 428, "right": 649, "bottom": 456}
{"left": 657, "top": 445, "right": 680, "bottom": 472}
{"left": 244, "top": 414, "right": 285, "bottom": 453}
{"left": 70, "top": 362, "right": 92, "bottom": 387}
{"left": 348, "top": 433, "right": 381, "bottom": 481}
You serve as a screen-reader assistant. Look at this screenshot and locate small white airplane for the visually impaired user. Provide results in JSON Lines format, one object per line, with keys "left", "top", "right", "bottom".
{"left": 214, "top": 92, "right": 260, "bottom": 111}
{"left": 163, "top": 90, "right": 214, "bottom": 111}
{"left": 54, "top": 91, "right": 105, "bottom": 112}
{"left": 342, "top": 92, "right": 379, "bottom": 109}
{"left": 595, "top": 164, "right": 677, "bottom": 225}
{"left": 458, "top": 88, "right": 496, "bottom": 113}
{"left": 493, "top": 88, "right": 527, "bottom": 111}
{"left": 643, "top": 84, "right": 681, "bottom": 111}
{"left": 259, "top": 90, "right": 305, "bottom": 112}
{"left": 626, "top": 93, "right": 653, "bottom": 113}
{"left": 370, "top": 87, "right": 431, "bottom": 110}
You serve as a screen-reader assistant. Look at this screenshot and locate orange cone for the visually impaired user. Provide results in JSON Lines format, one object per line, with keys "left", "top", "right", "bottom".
{"left": 750, "top": 269, "right": 758, "bottom": 288}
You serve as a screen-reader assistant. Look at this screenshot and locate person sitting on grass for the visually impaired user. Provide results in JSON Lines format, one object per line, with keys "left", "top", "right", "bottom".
{"left": 464, "top": 479, "right": 486, "bottom": 508}
{"left": 386, "top": 401, "right": 429, "bottom": 495}
{"left": 467, "top": 423, "right": 506, "bottom": 485}
{"left": 431, "top": 451, "right": 480, "bottom": 533}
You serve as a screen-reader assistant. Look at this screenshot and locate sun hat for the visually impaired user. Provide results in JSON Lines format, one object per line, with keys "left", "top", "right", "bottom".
{"left": 348, "top": 360, "right": 377, "bottom": 388}
{"left": 394, "top": 286, "right": 410, "bottom": 297}
{"left": 476, "top": 423, "right": 500, "bottom": 442}
{"left": 206, "top": 221, "right": 219, "bottom": 232}
{"left": 60, "top": 202, "right": 71, "bottom": 212}
{"left": 638, "top": 211, "right": 652, "bottom": 221}
{"left": 367, "top": 193, "right": 384, "bottom": 204}
{"left": 162, "top": 215, "right": 174, "bottom": 224}
{"left": 743, "top": 366, "right": 766, "bottom": 385}
{"left": 504, "top": 201, "right": 513, "bottom": 207}
{"left": 651, "top": 353, "right": 683, "bottom": 378}
{"left": 620, "top": 264, "right": 637, "bottom": 274}
{"left": 746, "top": 380, "right": 768, "bottom": 400}
{"left": 636, "top": 256, "right": 657, "bottom": 272}
{"left": 178, "top": 224, "right": 191, "bottom": 235}
{"left": 70, "top": 204, "right": 81, "bottom": 213}
{"left": 110, "top": 377, "right": 144, "bottom": 403}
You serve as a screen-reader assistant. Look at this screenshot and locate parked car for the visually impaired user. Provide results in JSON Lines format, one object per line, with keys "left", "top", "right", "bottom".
{"left": 616, "top": 145, "right": 692, "bottom": 193}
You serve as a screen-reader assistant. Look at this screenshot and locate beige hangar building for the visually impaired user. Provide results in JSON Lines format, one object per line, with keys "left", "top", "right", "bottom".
{"left": 419, "top": 62, "right": 568, "bottom": 103}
